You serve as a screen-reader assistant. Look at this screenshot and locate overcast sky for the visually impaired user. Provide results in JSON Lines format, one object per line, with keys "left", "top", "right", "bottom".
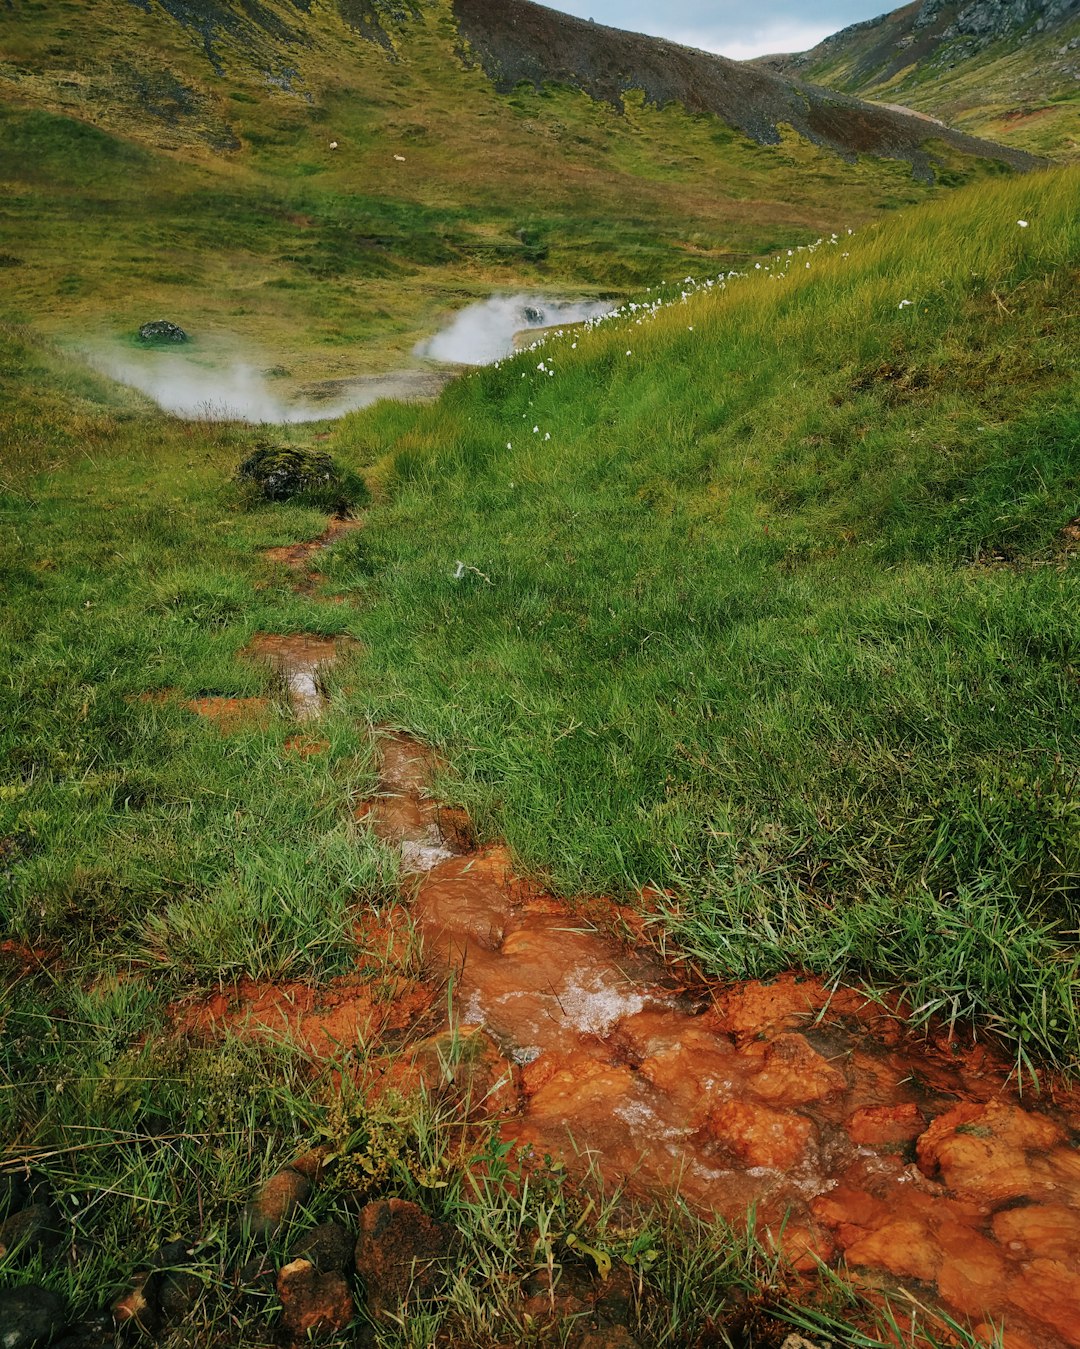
{"left": 541, "top": 1, "right": 894, "bottom": 61}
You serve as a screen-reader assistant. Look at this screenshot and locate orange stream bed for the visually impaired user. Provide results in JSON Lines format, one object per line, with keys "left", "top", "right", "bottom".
{"left": 184, "top": 608, "right": 1080, "bottom": 1347}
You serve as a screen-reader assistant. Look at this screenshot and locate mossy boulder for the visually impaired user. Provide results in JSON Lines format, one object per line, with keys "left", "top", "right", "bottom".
{"left": 237, "top": 444, "right": 366, "bottom": 511}
{"left": 138, "top": 319, "right": 188, "bottom": 343}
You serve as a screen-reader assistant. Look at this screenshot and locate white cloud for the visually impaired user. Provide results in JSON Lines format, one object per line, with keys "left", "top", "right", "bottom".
{"left": 664, "top": 20, "right": 842, "bottom": 58}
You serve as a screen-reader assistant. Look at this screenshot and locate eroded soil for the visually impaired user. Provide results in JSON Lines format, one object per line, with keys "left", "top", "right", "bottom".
{"left": 355, "top": 729, "right": 1080, "bottom": 1349}
{"left": 156, "top": 534, "right": 1080, "bottom": 1347}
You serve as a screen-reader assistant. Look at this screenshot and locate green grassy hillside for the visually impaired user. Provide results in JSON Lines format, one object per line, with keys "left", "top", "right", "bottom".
{"left": 328, "top": 165, "right": 1079, "bottom": 1073}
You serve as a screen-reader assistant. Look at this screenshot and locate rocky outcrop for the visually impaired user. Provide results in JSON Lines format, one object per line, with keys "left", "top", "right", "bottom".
{"left": 452, "top": 0, "right": 1042, "bottom": 177}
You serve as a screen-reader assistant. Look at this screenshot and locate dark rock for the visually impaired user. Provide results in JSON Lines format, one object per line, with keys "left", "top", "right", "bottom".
{"left": 0, "top": 1285, "right": 68, "bottom": 1348}
{"left": 236, "top": 445, "right": 339, "bottom": 504}
{"left": 158, "top": 1270, "right": 203, "bottom": 1322}
{"left": 354, "top": 1198, "right": 448, "bottom": 1320}
{"left": 137, "top": 320, "right": 188, "bottom": 343}
{"left": 151, "top": 1238, "right": 195, "bottom": 1269}
{"left": 245, "top": 1168, "right": 312, "bottom": 1235}
{"left": 0, "top": 1204, "right": 62, "bottom": 1261}
{"left": 276, "top": 1258, "right": 354, "bottom": 1342}
{"left": 234, "top": 1252, "right": 277, "bottom": 1308}
{"left": 290, "top": 1222, "right": 354, "bottom": 1274}
{"left": 523, "top": 305, "right": 546, "bottom": 325}
{"left": 0, "top": 1171, "right": 30, "bottom": 1220}
{"left": 50, "top": 1310, "right": 113, "bottom": 1348}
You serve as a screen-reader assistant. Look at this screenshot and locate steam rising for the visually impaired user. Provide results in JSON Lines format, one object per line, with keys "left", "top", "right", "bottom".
{"left": 416, "top": 294, "right": 615, "bottom": 365}
{"left": 88, "top": 293, "right": 615, "bottom": 424}
{"left": 88, "top": 348, "right": 442, "bottom": 424}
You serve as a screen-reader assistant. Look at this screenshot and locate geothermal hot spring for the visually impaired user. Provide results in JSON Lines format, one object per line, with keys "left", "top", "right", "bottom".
{"left": 89, "top": 295, "right": 616, "bottom": 424}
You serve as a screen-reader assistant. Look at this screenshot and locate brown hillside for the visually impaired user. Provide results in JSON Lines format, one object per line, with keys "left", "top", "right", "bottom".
{"left": 453, "top": 0, "right": 1043, "bottom": 177}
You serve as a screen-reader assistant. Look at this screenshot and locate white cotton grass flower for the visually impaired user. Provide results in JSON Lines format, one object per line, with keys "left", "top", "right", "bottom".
{"left": 899, "top": 300, "right": 914, "bottom": 309}
{"left": 1017, "top": 219, "right": 1029, "bottom": 228}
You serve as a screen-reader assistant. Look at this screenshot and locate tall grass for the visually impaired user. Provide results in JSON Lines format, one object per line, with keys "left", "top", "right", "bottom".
{"left": 332, "top": 168, "right": 1080, "bottom": 1073}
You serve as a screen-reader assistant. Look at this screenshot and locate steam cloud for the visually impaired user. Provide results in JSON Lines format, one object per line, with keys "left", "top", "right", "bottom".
{"left": 88, "top": 294, "right": 615, "bottom": 424}
{"left": 87, "top": 348, "right": 431, "bottom": 425}
{"left": 415, "top": 294, "right": 615, "bottom": 365}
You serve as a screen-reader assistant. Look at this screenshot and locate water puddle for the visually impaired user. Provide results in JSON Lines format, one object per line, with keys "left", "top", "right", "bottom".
{"left": 243, "top": 633, "right": 357, "bottom": 721}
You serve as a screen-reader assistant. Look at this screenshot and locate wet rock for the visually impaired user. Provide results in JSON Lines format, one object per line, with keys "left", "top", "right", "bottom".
{"left": 523, "top": 306, "right": 545, "bottom": 325}
{"left": 0, "top": 1285, "right": 68, "bottom": 1348}
{"left": 277, "top": 1258, "right": 354, "bottom": 1341}
{"left": 237, "top": 445, "right": 340, "bottom": 504}
{"left": 291, "top": 1222, "right": 354, "bottom": 1274}
{"left": 137, "top": 320, "right": 188, "bottom": 343}
{"left": 0, "top": 1204, "right": 62, "bottom": 1261}
{"left": 707, "top": 1099, "right": 815, "bottom": 1171}
{"left": 353, "top": 1199, "right": 448, "bottom": 1320}
{"left": 1003, "top": 1257, "right": 1080, "bottom": 1344}
{"left": 916, "top": 1100, "right": 1067, "bottom": 1202}
{"left": 245, "top": 1167, "right": 312, "bottom": 1235}
{"left": 992, "top": 1202, "right": 1080, "bottom": 1264}
{"left": 847, "top": 1102, "right": 925, "bottom": 1147}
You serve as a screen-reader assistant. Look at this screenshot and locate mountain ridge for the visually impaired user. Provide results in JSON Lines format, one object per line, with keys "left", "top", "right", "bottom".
{"left": 758, "top": 0, "right": 1079, "bottom": 157}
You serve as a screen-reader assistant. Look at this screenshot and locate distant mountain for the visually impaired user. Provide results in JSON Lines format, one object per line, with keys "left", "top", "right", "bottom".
{"left": 0, "top": 0, "right": 1043, "bottom": 172}
{"left": 759, "top": 0, "right": 1080, "bottom": 158}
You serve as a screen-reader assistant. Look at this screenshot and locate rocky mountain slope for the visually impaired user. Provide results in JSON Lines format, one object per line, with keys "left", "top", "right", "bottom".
{"left": 0, "top": 0, "right": 1044, "bottom": 170}
{"left": 759, "top": 0, "right": 1079, "bottom": 157}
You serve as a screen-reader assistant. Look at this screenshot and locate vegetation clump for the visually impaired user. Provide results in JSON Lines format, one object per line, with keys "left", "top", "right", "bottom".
{"left": 236, "top": 443, "right": 366, "bottom": 512}
{"left": 137, "top": 319, "right": 188, "bottom": 343}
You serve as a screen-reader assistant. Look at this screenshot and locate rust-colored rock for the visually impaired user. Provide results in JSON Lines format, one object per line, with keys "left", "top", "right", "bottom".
{"left": 277, "top": 1258, "right": 354, "bottom": 1341}
{"left": 354, "top": 1199, "right": 448, "bottom": 1320}
{"left": 916, "top": 1099, "right": 1068, "bottom": 1202}
{"left": 846, "top": 1102, "right": 925, "bottom": 1147}
{"left": 246, "top": 1168, "right": 311, "bottom": 1234}
{"left": 708, "top": 1100, "right": 815, "bottom": 1171}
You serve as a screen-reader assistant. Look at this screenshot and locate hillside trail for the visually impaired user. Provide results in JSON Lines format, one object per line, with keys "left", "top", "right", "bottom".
{"left": 202, "top": 516, "right": 1080, "bottom": 1349}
